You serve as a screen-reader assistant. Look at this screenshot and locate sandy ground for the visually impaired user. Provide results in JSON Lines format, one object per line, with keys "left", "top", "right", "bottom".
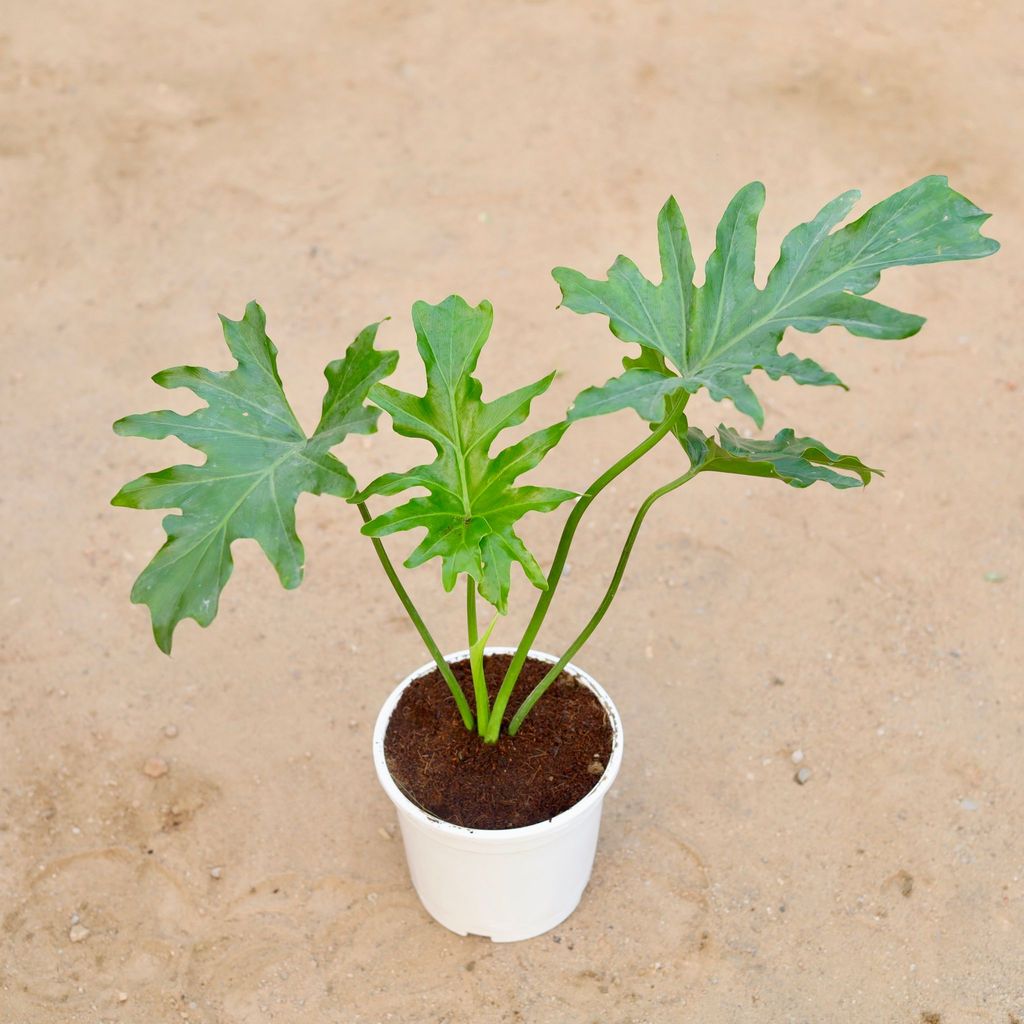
{"left": 2, "top": 2, "right": 1022, "bottom": 1021}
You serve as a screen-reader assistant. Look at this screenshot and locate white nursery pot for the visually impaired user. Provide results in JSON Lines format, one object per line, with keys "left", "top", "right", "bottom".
{"left": 372, "top": 646, "right": 623, "bottom": 943}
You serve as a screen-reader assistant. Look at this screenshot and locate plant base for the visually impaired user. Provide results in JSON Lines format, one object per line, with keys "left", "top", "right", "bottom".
{"left": 373, "top": 648, "right": 623, "bottom": 942}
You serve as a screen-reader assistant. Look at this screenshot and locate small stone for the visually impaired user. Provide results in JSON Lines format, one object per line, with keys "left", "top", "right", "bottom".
{"left": 69, "top": 924, "right": 90, "bottom": 942}
{"left": 790, "top": 749, "right": 804, "bottom": 765}
{"left": 117, "top": 991, "right": 128, "bottom": 1003}
{"left": 959, "top": 798, "right": 978, "bottom": 812}
{"left": 142, "top": 757, "right": 168, "bottom": 779}
{"left": 587, "top": 761, "right": 605, "bottom": 776}
{"left": 794, "top": 767, "right": 812, "bottom": 785}
{"left": 163, "top": 724, "right": 179, "bottom": 738}
{"left": 209, "top": 866, "right": 223, "bottom": 879}
{"left": 377, "top": 826, "right": 393, "bottom": 841}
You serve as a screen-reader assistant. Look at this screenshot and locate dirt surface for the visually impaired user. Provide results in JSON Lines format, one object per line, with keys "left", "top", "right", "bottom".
{"left": 384, "top": 654, "right": 613, "bottom": 829}
{"left": 1, "top": 2, "right": 1022, "bottom": 1022}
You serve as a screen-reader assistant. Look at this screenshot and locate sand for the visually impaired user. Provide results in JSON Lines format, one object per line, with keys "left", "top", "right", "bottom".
{"left": 1, "top": 2, "right": 1022, "bottom": 1021}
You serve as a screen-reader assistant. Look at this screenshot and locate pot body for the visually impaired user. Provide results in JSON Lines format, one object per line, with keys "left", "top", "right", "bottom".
{"left": 372, "top": 647, "right": 623, "bottom": 942}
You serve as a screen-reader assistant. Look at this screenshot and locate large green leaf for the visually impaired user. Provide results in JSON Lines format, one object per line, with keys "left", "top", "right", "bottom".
{"left": 357, "top": 295, "right": 574, "bottom": 612}
{"left": 683, "top": 425, "right": 879, "bottom": 489}
{"left": 112, "top": 302, "right": 397, "bottom": 652}
{"left": 556, "top": 176, "right": 998, "bottom": 428}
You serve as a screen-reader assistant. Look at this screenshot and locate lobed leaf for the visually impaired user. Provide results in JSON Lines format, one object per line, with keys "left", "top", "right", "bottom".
{"left": 112, "top": 302, "right": 397, "bottom": 652}
{"left": 683, "top": 424, "right": 880, "bottom": 489}
{"left": 556, "top": 176, "right": 999, "bottom": 428}
{"left": 357, "top": 295, "right": 574, "bottom": 612}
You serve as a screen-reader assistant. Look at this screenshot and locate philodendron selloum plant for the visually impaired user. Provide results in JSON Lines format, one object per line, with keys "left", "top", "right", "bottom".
{"left": 114, "top": 176, "right": 996, "bottom": 939}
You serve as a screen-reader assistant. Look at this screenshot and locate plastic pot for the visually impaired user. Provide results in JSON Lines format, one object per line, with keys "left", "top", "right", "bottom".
{"left": 372, "top": 646, "right": 623, "bottom": 942}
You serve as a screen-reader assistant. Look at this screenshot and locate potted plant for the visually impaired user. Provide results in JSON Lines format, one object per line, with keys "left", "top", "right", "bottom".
{"left": 112, "top": 176, "right": 997, "bottom": 941}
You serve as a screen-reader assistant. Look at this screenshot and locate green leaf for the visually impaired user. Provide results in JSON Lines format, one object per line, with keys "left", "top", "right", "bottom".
{"left": 683, "top": 425, "right": 879, "bottom": 489}
{"left": 357, "top": 295, "right": 574, "bottom": 612}
{"left": 555, "top": 176, "right": 999, "bottom": 428}
{"left": 112, "top": 302, "right": 397, "bottom": 652}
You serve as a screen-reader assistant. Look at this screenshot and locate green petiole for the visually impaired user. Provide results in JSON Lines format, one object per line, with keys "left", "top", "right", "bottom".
{"left": 482, "top": 394, "right": 690, "bottom": 743}
{"left": 357, "top": 501, "right": 475, "bottom": 731}
{"left": 467, "top": 577, "right": 492, "bottom": 736}
{"left": 507, "top": 466, "right": 699, "bottom": 736}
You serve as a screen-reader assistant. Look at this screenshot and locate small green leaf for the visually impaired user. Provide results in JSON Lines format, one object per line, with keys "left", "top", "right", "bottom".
{"left": 556, "top": 177, "right": 999, "bottom": 428}
{"left": 684, "top": 425, "right": 880, "bottom": 489}
{"left": 357, "top": 295, "right": 574, "bottom": 612}
{"left": 112, "top": 302, "right": 397, "bottom": 652}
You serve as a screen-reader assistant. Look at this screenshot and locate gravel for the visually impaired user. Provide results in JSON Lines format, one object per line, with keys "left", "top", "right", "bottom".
{"left": 142, "top": 757, "right": 168, "bottom": 778}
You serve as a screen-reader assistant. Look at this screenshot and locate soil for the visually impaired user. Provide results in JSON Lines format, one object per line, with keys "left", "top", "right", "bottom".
{"left": 2, "top": 2, "right": 1022, "bottom": 1022}
{"left": 384, "top": 654, "right": 614, "bottom": 829}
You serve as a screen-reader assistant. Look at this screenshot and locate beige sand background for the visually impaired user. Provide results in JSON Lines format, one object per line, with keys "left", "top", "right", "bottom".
{"left": 2, "top": 2, "right": 1022, "bottom": 1021}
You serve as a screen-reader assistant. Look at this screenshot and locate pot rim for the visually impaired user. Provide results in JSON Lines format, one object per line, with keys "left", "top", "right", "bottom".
{"left": 372, "top": 646, "right": 623, "bottom": 844}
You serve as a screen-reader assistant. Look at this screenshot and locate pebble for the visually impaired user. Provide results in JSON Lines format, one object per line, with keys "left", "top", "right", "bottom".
{"left": 142, "top": 757, "right": 168, "bottom": 779}
{"left": 790, "top": 749, "right": 804, "bottom": 765}
{"left": 587, "top": 760, "right": 605, "bottom": 776}
{"left": 163, "top": 724, "right": 179, "bottom": 738}
{"left": 69, "top": 924, "right": 90, "bottom": 943}
{"left": 117, "top": 992, "right": 128, "bottom": 1003}
{"left": 960, "top": 798, "right": 979, "bottom": 812}
{"left": 377, "top": 826, "right": 393, "bottom": 841}
{"left": 209, "top": 866, "right": 223, "bottom": 879}
{"left": 794, "top": 767, "right": 812, "bottom": 785}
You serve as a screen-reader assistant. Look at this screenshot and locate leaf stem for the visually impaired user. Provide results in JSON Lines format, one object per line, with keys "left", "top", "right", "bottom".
{"left": 507, "top": 466, "right": 699, "bottom": 735}
{"left": 467, "top": 577, "right": 490, "bottom": 736}
{"left": 482, "top": 394, "right": 690, "bottom": 743}
{"left": 357, "top": 501, "right": 474, "bottom": 731}
{"left": 466, "top": 575, "right": 479, "bottom": 645}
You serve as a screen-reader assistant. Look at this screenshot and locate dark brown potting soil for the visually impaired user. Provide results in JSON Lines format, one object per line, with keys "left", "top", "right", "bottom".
{"left": 383, "top": 654, "right": 614, "bottom": 830}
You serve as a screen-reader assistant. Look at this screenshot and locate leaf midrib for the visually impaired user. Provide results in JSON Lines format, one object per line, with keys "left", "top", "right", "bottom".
{"left": 688, "top": 199, "right": 931, "bottom": 376}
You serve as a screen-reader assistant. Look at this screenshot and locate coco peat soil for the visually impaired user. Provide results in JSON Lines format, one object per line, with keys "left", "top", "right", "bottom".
{"left": 384, "top": 654, "right": 614, "bottom": 829}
